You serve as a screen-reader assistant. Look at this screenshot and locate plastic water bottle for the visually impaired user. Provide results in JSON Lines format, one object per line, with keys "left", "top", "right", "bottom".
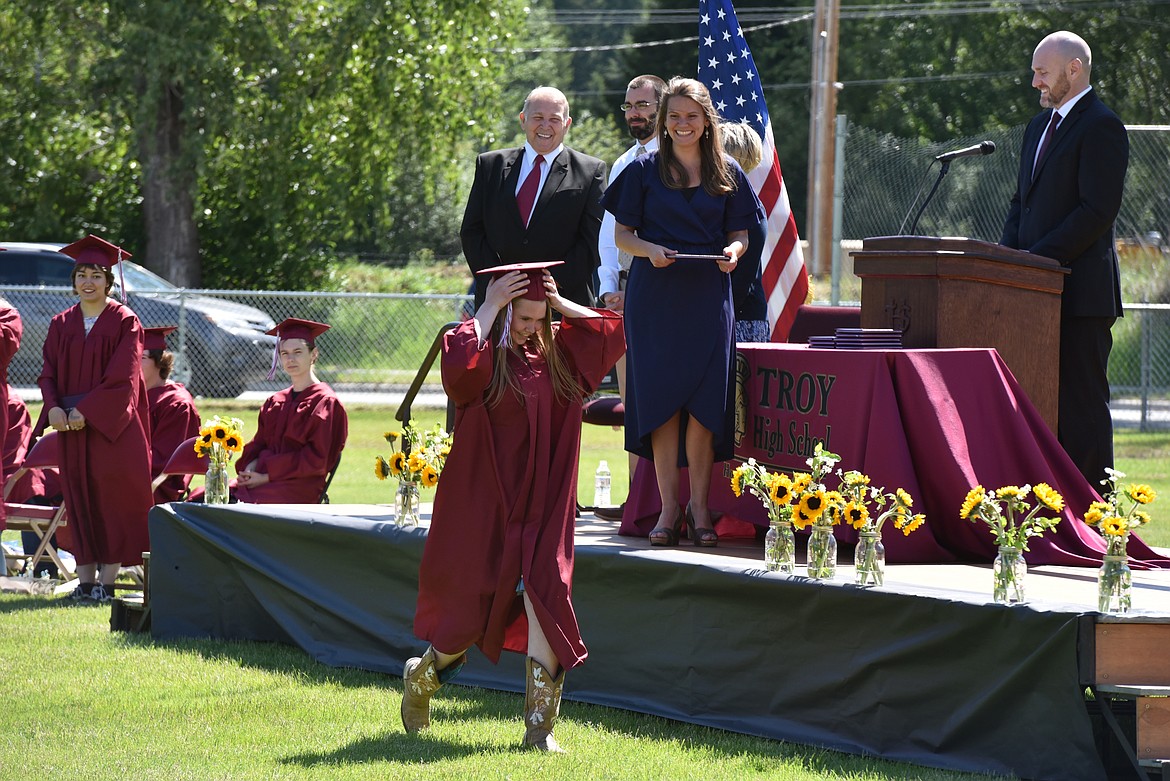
{"left": 593, "top": 460, "right": 611, "bottom": 507}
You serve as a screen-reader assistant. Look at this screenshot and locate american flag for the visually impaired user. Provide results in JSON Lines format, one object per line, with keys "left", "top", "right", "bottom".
{"left": 697, "top": 0, "right": 808, "bottom": 342}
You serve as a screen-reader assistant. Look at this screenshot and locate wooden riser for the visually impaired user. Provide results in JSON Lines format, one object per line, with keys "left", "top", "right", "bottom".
{"left": 1139, "top": 696, "right": 1170, "bottom": 761}
{"left": 1096, "top": 623, "right": 1170, "bottom": 686}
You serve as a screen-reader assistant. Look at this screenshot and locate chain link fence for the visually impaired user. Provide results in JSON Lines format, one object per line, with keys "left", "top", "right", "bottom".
{"left": 842, "top": 121, "right": 1170, "bottom": 428}
{"left": 3, "top": 288, "right": 470, "bottom": 400}
{"left": 842, "top": 123, "right": 1170, "bottom": 250}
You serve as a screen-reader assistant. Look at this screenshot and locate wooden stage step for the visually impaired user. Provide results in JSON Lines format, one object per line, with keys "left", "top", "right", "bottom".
{"left": 1094, "top": 621, "right": 1170, "bottom": 777}
{"left": 1095, "top": 620, "right": 1170, "bottom": 686}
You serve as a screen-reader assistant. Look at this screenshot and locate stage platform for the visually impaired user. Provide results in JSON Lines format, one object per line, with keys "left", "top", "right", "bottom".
{"left": 148, "top": 502, "right": 1170, "bottom": 781}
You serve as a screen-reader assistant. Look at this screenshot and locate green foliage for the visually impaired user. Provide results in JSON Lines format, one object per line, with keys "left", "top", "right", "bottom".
{"left": 0, "top": 0, "right": 531, "bottom": 288}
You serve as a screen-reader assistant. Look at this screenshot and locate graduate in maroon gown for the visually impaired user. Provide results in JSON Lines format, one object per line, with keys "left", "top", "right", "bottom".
{"left": 402, "top": 262, "right": 624, "bottom": 753}
{"left": 235, "top": 318, "right": 348, "bottom": 504}
{"left": 142, "top": 326, "right": 200, "bottom": 503}
{"left": 5, "top": 386, "right": 58, "bottom": 577}
{"left": 36, "top": 235, "right": 154, "bottom": 603}
{"left": 0, "top": 287, "right": 23, "bottom": 523}
{"left": 4, "top": 387, "right": 44, "bottom": 504}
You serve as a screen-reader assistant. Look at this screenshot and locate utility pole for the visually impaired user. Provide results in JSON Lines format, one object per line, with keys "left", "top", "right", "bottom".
{"left": 806, "top": 0, "right": 841, "bottom": 277}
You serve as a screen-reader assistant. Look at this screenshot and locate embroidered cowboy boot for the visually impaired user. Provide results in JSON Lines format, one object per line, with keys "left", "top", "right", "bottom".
{"left": 401, "top": 646, "right": 464, "bottom": 733}
{"left": 522, "top": 657, "right": 566, "bottom": 752}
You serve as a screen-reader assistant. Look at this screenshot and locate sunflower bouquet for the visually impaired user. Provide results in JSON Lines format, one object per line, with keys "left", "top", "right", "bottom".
{"left": 731, "top": 458, "right": 798, "bottom": 572}
{"left": 375, "top": 420, "right": 452, "bottom": 526}
{"left": 194, "top": 415, "right": 245, "bottom": 504}
{"left": 838, "top": 471, "right": 924, "bottom": 537}
{"left": 838, "top": 470, "right": 924, "bottom": 586}
{"left": 959, "top": 483, "right": 1064, "bottom": 551}
{"left": 1085, "top": 468, "right": 1155, "bottom": 558}
{"left": 791, "top": 445, "right": 844, "bottom": 579}
{"left": 375, "top": 420, "right": 452, "bottom": 489}
{"left": 1087, "top": 468, "right": 1155, "bottom": 613}
{"left": 960, "top": 482, "right": 1064, "bottom": 604}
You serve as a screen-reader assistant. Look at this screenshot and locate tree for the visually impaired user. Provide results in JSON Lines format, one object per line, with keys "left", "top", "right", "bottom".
{"left": 0, "top": 0, "right": 529, "bottom": 288}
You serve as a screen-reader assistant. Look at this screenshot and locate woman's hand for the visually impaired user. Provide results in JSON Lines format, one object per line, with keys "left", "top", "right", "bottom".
{"left": 47, "top": 406, "right": 69, "bottom": 432}
{"left": 546, "top": 271, "right": 601, "bottom": 319}
{"left": 236, "top": 470, "right": 269, "bottom": 488}
{"left": 66, "top": 408, "right": 86, "bottom": 431}
{"left": 647, "top": 244, "right": 678, "bottom": 268}
{"left": 482, "top": 271, "right": 528, "bottom": 312}
{"left": 718, "top": 234, "right": 747, "bottom": 274}
{"left": 615, "top": 223, "right": 676, "bottom": 268}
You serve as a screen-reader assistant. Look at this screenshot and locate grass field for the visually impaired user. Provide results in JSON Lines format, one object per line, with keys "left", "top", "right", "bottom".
{"left": 1, "top": 400, "right": 1165, "bottom": 780}
{"left": 0, "top": 593, "right": 1002, "bottom": 781}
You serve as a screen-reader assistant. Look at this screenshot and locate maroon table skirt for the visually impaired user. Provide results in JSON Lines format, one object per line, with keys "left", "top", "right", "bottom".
{"left": 620, "top": 346, "right": 1168, "bottom": 567}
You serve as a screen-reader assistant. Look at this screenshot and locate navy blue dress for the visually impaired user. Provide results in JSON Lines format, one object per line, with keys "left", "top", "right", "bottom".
{"left": 600, "top": 153, "right": 763, "bottom": 464}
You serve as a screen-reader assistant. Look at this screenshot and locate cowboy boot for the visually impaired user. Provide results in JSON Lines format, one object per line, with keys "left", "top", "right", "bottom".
{"left": 522, "top": 657, "right": 566, "bottom": 752}
{"left": 401, "top": 646, "right": 465, "bottom": 733}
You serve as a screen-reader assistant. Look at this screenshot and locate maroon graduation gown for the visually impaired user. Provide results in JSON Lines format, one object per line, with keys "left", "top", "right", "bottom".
{"left": 0, "top": 306, "right": 21, "bottom": 523}
{"left": 235, "top": 382, "right": 348, "bottom": 504}
{"left": 147, "top": 381, "right": 201, "bottom": 503}
{"left": 414, "top": 311, "right": 625, "bottom": 671}
{"left": 36, "top": 301, "right": 153, "bottom": 566}
{"left": 2, "top": 388, "right": 44, "bottom": 505}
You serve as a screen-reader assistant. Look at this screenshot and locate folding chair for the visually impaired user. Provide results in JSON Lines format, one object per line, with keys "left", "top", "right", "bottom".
{"left": 319, "top": 454, "right": 342, "bottom": 504}
{"left": 151, "top": 436, "right": 206, "bottom": 497}
{"left": 2, "top": 432, "right": 73, "bottom": 579}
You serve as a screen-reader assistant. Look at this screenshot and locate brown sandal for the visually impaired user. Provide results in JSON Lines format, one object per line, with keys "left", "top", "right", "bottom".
{"left": 649, "top": 506, "right": 683, "bottom": 547}
{"left": 685, "top": 504, "right": 719, "bottom": 548}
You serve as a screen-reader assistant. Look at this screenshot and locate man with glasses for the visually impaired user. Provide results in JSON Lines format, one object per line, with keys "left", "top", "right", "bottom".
{"left": 594, "top": 74, "right": 666, "bottom": 523}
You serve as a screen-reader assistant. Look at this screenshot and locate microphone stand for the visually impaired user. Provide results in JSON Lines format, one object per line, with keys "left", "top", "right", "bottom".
{"left": 905, "top": 159, "right": 950, "bottom": 236}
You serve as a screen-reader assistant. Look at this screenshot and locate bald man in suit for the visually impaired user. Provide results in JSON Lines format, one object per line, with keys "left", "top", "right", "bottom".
{"left": 1000, "top": 31, "right": 1129, "bottom": 487}
{"left": 461, "top": 86, "right": 607, "bottom": 310}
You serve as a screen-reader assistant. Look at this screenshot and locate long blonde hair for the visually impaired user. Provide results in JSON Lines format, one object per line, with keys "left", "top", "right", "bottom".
{"left": 484, "top": 306, "right": 582, "bottom": 408}
{"left": 656, "top": 77, "right": 737, "bottom": 196}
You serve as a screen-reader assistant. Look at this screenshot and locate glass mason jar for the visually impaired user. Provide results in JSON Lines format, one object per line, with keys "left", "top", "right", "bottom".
{"left": 205, "top": 460, "right": 231, "bottom": 505}
{"left": 993, "top": 545, "right": 1026, "bottom": 604}
{"left": 807, "top": 522, "right": 837, "bottom": 580}
{"left": 764, "top": 519, "right": 796, "bottom": 574}
{"left": 395, "top": 480, "right": 421, "bottom": 527}
{"left": 854, "top": 531, "right": 885, "bottom": 587}
{"left": 1098, "top": 554, "right": 1132, "bottom": 614}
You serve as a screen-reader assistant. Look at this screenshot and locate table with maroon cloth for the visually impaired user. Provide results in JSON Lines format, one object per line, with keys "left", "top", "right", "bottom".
{"left": 620, "top": 345, "right": 1169, "bottom": 566}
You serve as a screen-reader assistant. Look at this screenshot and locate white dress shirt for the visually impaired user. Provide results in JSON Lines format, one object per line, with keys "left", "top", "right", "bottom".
{"left": 598, "top": 137, "right": 659, "bottom": 297}
{"left": 515, "top": 142, "right": 565, "bottom": 201}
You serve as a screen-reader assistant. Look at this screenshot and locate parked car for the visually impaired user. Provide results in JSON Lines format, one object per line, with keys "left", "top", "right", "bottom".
{"left": 0, "top": 242, "right": 277, "bottom": 397}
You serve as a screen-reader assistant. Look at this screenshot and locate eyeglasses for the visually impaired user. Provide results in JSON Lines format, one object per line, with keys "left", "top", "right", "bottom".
{"left": 620, "top": 100, "right": 657, "bottom": 112}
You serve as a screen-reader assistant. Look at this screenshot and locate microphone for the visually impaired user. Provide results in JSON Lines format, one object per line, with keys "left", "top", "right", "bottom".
{"left": 935, "top": 140, "right": 996, "bottom": 163}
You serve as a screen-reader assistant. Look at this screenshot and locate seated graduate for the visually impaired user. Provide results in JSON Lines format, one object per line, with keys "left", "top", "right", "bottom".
{"left": 5, "top": 386, "right": 57, "bottom": 577}
{"left": 141, "top": 326, "right": 201, "bottom": 503}
{"left": 401, "top": 261, "right": 625, "bottom": 753}
{"left": 235, "top": 317, "right": 348, "bottom": 504}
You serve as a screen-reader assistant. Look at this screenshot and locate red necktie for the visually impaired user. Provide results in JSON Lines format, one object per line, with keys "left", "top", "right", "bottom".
{"left": 516, "top": 154, "right": 545, "bottom": 227}
{"left": 1032, "top": 111, "right": 1061, "bottom": 179}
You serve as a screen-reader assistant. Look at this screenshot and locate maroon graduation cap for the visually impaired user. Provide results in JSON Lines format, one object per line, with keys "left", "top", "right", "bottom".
{"left": 475, "top": 260, "right": 564, "bottom": 301}
{"left": 143, "top": 326, "right": 177, "bottom": 352}
{"left": 265, "top": 317, "right": 331, "bottom": 379}
{"left": 58, "top": 234, "right": 131, "bottom": 303}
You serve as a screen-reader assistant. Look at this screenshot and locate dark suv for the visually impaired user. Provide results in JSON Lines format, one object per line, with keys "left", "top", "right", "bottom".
{"left": 0, "top": 242, "right": 276, "bottom": 397}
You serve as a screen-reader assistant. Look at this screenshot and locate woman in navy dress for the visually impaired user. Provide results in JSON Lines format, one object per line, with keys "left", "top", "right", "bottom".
{"left": 600, "top": 77, "right": 763, "bottom": 548}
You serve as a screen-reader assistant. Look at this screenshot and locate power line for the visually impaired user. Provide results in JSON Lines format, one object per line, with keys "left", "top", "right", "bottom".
{"left": 551, "top": 0, "right": 1170, "bottom": 24}
{"left": 519, "top": 0, "right": 1170, "bottom": 54}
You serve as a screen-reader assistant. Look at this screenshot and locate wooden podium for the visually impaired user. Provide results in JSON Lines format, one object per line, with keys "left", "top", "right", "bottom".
{"left": 850, "top": 236, "right": 1068, "bottom": 432}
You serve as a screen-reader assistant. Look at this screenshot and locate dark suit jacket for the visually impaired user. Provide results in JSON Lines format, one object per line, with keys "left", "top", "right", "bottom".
{"left": 461, "top": 146, "right": 607, "bottom": 309}
{"left": 1000, "top": 89, "right": 1128, "bottom": 318}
